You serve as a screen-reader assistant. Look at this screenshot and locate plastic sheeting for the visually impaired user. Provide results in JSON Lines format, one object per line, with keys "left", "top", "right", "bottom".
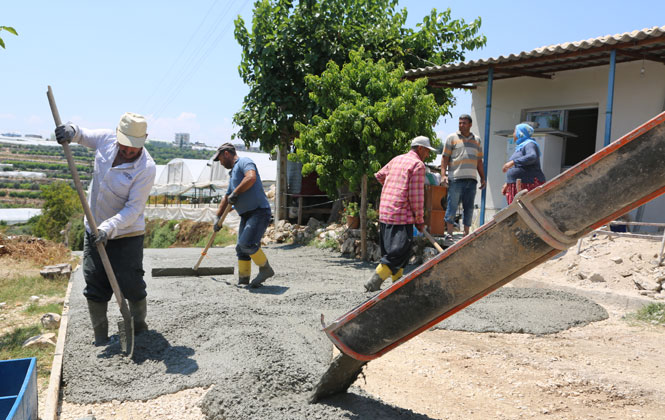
{"left": 0, "top": 208, "right": 42, "bottom": 225}
{"left": 149, "top": 152, "right": 276, "bottom": 197}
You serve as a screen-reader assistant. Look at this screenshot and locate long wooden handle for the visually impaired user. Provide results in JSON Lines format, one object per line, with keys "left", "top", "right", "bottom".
{"left": 193, "top": 204, "right": 232, "bottom": 270}
{"left": 47, "top": 86, "right": 128, "bottom": 313}
{"left": 422, "top": 229, "right": 444, "bottom": 253}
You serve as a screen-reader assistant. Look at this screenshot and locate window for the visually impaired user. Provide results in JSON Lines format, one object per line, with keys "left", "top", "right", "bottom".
{"left": 525, "top": 107, "right": 598, "bottom": 169}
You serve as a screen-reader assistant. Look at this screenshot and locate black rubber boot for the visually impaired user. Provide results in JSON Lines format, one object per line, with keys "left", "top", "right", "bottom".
{"left": 129, "top": 298, "right": 148, "bottom": 334}
{"left": 238, "top": 276, "right": 250, "bottom": 285}
{"left": 249, "top": 262, "right": 274, "bottom": 288}
{"left": 87, "top": 299, "right": 109, "bottom": 346}
{"left": 364, "top": 273, "right": 384, "bottom": 292}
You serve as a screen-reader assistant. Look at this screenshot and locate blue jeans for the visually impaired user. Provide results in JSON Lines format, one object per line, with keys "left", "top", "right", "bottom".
{"left": 236, "top": 207, "right": 272, "bottom": 260}
{"left": 445, "top": 179, "right": 477, "bottom": 228}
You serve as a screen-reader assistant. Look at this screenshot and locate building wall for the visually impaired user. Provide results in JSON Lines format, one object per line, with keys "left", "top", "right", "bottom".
{"left": 468, "top": 60, "right": 665, "bottom": 225}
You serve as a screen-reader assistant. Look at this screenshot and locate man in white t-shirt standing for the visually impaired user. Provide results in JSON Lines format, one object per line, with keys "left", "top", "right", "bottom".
{"left": 55, "top": 113, "right": 156, "bottom": 346}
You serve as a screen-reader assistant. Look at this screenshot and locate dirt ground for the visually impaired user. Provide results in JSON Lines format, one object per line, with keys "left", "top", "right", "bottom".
{"left": 56, "top": 233, "right": 665, "bottom": 420}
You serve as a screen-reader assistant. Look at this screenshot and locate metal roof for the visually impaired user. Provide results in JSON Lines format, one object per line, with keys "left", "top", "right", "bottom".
{"left": 404, "top": 26, "right": 665, "bottom": 89}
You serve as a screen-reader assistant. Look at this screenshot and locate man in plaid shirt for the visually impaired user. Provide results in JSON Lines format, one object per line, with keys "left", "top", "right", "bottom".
{"left": 364, "top": 136, "right": 436, "bottom": 292}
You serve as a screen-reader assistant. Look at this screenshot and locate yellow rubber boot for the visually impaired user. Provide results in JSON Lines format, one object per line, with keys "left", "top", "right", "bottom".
{"left": 238, "top": 259, "right": 251, "bottom": 285}
{"left": 391, "top": 268, "right": 404, "bottom": 282}
{"left": 364, "top": 264, "right": 391, "bottom": 292}
{"left": 249, "top": 249, "right": 274, "bottom": 288}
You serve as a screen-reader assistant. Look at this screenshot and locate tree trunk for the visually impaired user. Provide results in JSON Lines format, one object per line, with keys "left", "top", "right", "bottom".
{"left": 360, "top": 174, "right": 368, "bottom": 260}
{"left": 275, "top": 143, "right": 289, "bottom": 221}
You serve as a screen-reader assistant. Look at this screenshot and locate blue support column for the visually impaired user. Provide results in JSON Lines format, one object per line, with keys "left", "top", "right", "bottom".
{"left": 604, "top": 49, "right": 616, "bottom": 146}
{"left": 480, "top": 67, "right": 494, "bottom": 225}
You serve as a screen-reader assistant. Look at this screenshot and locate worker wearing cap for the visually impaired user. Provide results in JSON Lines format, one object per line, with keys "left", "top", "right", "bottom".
{"left": 55, "top": 113, "right": 156, "bottom": 346}
{"left": 364, "top": 136, "right": 435, "bottom": 292}
{"left": 212, "top": 142, "right": 274, "bottom": 287}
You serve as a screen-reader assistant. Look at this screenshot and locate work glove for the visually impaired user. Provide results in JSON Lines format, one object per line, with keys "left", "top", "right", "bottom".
{"left": 93, "top": 229, "right": 108, "bottom": 247}
{"left": 55, "top": 123, "right": 77, "bottom": 144}
{"left": 227, "top": 191, "right": 239, "bottom": 205}
{"left": 213, "top": 216, "right": 222, "bottom": 232}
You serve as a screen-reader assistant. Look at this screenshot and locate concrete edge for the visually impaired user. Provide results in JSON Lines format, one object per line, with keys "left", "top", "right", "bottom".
{"left": 509, "top": 276, "right": 654, "bottom": 312}
{"left": 43, "top": 268, "right": 75, "bottom": 420}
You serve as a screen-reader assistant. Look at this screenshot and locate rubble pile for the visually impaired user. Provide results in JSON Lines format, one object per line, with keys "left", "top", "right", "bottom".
{"left": 263, "top": 217, "right": 442, "bottom": 264}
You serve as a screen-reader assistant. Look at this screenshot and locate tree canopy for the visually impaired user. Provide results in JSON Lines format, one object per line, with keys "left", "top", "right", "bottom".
{"left": 33, "top": 181, "right": 82, "bottom": 241}
{"left": 233, "top": 0, "right": 486, "bottom": 151}
{"left": 293, "top": 49, "right": 442, "bottom": 196}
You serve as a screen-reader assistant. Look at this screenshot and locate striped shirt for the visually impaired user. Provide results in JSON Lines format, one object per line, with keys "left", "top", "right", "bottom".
{"left": 443, "top": 131, "right": 483, "bottom": 181}
{"left": 375, "top": 150, "right": 426, "bottom": 225}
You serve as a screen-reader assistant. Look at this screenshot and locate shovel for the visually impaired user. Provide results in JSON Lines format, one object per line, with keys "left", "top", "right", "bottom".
{"left": 47, "top": 86, "right": 134, "bottom": 357}
{"left": 151, "top": 204, "right": 234, "bottom": 277}
{"left": 422, "top": 228, "right": 444, "bottom": 253}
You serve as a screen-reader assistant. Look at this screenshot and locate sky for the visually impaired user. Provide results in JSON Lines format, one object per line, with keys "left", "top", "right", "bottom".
{"left": 2, "top": 1, "right": 664, "bottom": 148}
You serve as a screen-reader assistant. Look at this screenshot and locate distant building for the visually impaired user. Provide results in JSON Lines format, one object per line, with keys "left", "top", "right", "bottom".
{"left": 25, "top": 134, "right": 43, "bottom": 139}
{"left": 174, "top": 133, "right": 190, "bottom": 148}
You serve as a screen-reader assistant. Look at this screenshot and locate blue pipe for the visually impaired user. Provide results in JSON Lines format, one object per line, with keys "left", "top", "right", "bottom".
{"left": 480, "top": 67, "right": 493, "bottom": 225}
{"left": 604, "top": 50, "right": 616, "bottom": 146}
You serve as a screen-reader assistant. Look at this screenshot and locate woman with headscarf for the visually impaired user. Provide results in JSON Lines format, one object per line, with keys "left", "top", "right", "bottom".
{"left": 501, "top": 123, "right": 546, "bottom": 204}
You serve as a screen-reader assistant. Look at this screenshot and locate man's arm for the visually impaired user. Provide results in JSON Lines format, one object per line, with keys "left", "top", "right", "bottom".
{"left": 476, "top": 158, "right": 486, "bottom": 190}
{"left": 441, "top": 155, "right": 450, "bottom": 186}
{"left": 408, "top": 163, "right": 426, "bottom": 230}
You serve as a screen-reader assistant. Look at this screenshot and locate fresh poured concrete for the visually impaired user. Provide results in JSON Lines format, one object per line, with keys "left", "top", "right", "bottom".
{"left": 62, "top": 245, "right": 607, "bottom": 419}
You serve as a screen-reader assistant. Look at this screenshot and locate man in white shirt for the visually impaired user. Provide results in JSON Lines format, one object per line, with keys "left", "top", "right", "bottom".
{"left": 55, "top": 112, "right": 156, "bottom": 346}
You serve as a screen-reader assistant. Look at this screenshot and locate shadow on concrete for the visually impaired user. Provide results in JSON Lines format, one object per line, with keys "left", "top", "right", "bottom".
{"left": 98, "top": 330, "right": 199, "bottom": 375}
{"left": 318, "top": 391, "right": 437, "bottom": 419}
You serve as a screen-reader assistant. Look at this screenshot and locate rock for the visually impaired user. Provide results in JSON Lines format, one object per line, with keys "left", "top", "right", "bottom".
{"left": 367, "top": 242, "right": 382, "bottom": 262}
{"left": 610, "top": 257, "right": 623, "bottom": 264}
{"left": 22, "top": 333, "right": 56, "bottom": 348}
{"left": 40, "top": 263, "right": 72, "bottom": 280}
{"left": 76, "top": 416, "right": 97, "bottom": 420}
{"left": 29, "top": 295, "right": 40, "bottom": 302}
{"left": 633, "top": 276, "right": 661, "bottom": 291}
{"left": 576, "top": 272, "right": 588, "bottom": 280}
{"left": 0, "top": 302, "right": 6, "bottom": 309}
{"left": 307, "top": 217, "right": 323, "bottom": 230}
{"left": 41, "top": 312, "right": 61, "bottom": 329}
{"left": 589, "top": 273, "right": 605, "bottom": 283}
{"left": 422, "top": 247, "right": 439, "bottom": 262}
{"left": 274, "top": 231, "right": 290, "bottom": 243}
{"left": 275, "top": 219, "right": 288, "bottom": 230}
{"left": 340, "top": 238, "right": 356, "bottom": 255}
{"left": 620, "top": 271, "right": 633, "bottom": 278}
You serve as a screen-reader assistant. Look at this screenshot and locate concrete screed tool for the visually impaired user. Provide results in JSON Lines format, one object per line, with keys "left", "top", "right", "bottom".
{"left": 47, "top": 86, "right": 135, "bottom": 357}
{"left": 151, "top": 204, "right": 234, "bottom": 277}
{"left": 310, "top": 111, "right": 665, "bottom": 402}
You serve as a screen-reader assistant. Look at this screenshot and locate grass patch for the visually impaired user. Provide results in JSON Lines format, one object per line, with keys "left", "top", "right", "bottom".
{"left": 626, "top": 303, "right": 665, "bottom": 326}
{"left": 0, "top": 324, "right": 55, "bottom": 380}
{"left": 0, "top": 275, "right": 68, "bottom": 304}
{"left": 194, "top": 226, "right": 236, "bottom": 248}
{"left": 24, "top": 302, "right": 63, "bottom": 316}
{"left": 308, "top": 237, "right": 339, "bottom": 251}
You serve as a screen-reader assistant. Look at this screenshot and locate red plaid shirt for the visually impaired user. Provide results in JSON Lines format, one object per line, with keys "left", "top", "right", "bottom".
{"left": 375, "top": 150, "right": 426, "bottom": 225}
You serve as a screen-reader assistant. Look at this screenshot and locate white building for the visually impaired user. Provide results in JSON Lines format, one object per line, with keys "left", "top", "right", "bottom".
{"left": 174, "top": 132, "right": 190, "bottom": 148}
{"left": 406, "top": 26, "right": 665, "bottom": 228}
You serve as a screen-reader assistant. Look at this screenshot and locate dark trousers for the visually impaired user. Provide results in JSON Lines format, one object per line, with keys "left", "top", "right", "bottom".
{"left": 83, "top": 232, "right": 147, "bottom": 302}
{"left": 379, "top": 222, "right": 414, "bottom": 274}
{"left": 236, "top": 207, "right": 272, "bottom": 260}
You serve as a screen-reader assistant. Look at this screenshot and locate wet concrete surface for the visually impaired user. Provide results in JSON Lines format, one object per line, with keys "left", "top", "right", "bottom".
{"left": 62, "top": 245, "right": 608, "bottom": 419}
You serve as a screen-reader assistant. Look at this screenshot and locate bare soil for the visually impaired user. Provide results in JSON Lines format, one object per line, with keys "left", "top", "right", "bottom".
{"left": 357, "top": 233, "right": 665, "bottom": 419}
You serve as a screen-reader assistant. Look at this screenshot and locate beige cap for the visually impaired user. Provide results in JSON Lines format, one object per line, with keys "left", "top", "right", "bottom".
{"left": 116, "top": 112, "right": 147, "bottom": 147}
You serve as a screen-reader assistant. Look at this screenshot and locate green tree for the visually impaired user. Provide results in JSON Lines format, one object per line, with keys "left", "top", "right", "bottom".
{"left": 233, "top": 0, "right": 485, "bottom": 217}
{"left": 0, "top": 26, "right": 18, "bottom": 49}
{"left": 234, "top": 0, "right": 484, "bottom": 151}
{"left": 294, "top": 49, "right": 441, "bottom": 195}
{"left": 33, "top": 181, "right": 83, "bottom": 241}
{"left": 293, "top": 49, "right": 441, "bottom": 257}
